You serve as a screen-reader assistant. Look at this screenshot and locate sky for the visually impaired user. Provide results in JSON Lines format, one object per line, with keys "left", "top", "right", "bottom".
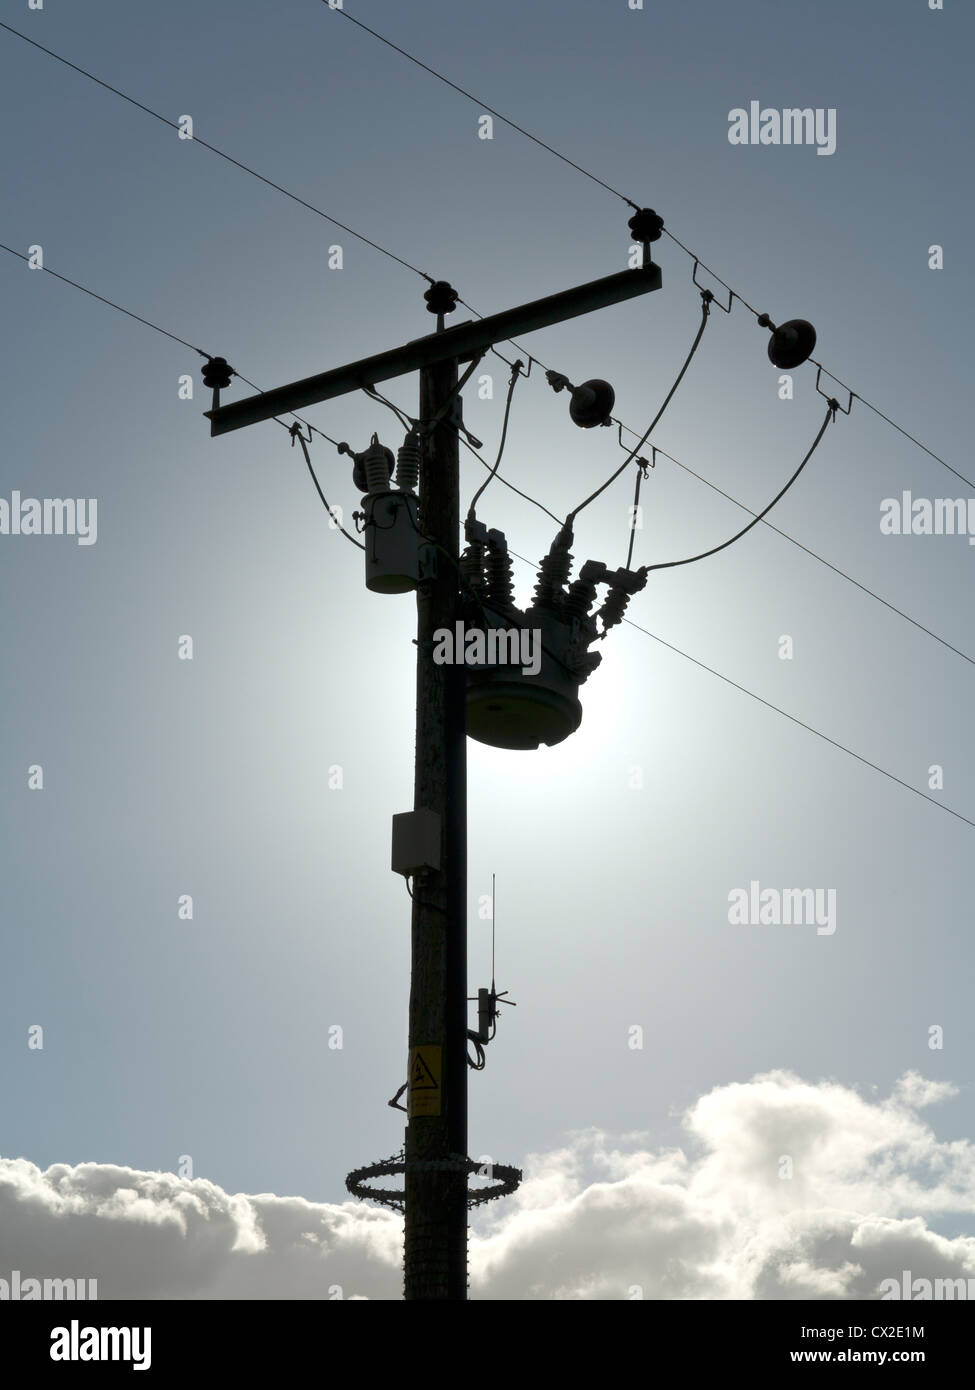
{"left": 0, "top": 0, "right": 972, "bottom": 1300}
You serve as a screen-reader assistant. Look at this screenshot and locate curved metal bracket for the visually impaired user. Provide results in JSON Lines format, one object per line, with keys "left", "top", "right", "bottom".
{"left": 692, "top": 259, "right": 734, "bottom": 313}
{"left": 814, "top": 363, "right": 854, "bottom": 415}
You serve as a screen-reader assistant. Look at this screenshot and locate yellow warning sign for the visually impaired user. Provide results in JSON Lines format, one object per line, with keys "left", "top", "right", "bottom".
{"left": 408, "top": 1045, "right": 442, "bottom": 1117}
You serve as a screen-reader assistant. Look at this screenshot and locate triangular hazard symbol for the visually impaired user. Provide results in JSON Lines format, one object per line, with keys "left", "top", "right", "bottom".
{"left": 410, "top": 1053, "right": 439, "bottom": 1090}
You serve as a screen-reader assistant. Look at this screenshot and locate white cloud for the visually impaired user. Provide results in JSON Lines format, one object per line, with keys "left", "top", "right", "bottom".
{"left": 2, "top": 1070, "right": 973, "bottom": 1300}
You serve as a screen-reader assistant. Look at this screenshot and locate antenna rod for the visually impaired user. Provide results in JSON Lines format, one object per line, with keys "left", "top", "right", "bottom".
{"left": 491, "top": 872, "right": 496, "bottom": 989}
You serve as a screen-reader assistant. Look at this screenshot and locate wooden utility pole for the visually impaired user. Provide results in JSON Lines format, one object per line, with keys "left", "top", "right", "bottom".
{"left": 203, "top": 237, "right": 662, "bottom": 1302}
{"left": 404, "top": 349, "right": 468, "bottom": 1299}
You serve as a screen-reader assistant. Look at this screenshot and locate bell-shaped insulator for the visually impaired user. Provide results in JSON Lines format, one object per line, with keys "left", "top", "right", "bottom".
{"left": 767, "top": 319, "right": 817, "bottom": 370}
{"left": 569, "top": 379, "right": 615, "bottom": 429}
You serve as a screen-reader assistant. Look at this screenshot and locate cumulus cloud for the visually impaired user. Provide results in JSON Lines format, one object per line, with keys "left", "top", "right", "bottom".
{"left": 2, "top": 1070, "right": 974, "bottom": 1300}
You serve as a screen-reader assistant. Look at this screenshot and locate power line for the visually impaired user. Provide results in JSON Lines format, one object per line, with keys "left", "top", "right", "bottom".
{"left": 327, "top": 5, "right": 970, "bottom": 492}
{"left": 502, "top": 546, "right": 974, "bottom": 834}
{"left": 642, "top": 405, "right": 834, "bottom": 574}
{"left": 0, "top": 242, "right": 209, "bottom": 358}
{"left": 1, "top": 234, "right": 565, "bottom": 535}
{"left": 326, "top": 4, "right": 640, "bottom": 210}
{"left": 622, "top": 613, "right": 975, "bottom": 833}
{"left": 473, "top": 325, "right": 974, "bottom": 666}
{"left": 567, "top": 292, "right": 712, "bottom": 522}
{"left": 806, "top": 358, "right": 971, "bottom": 489}
{"left": 0, "top": 241, "right": 364, "bottom": 540}
{"left": 464, "top": 318, "right": 973, "bottom": 664}
{"left": 467, "top": 358, "right": 523, "bottom": 520}
{"left": 288, "top": 423, "right": 365, "bottom": 550}
{"left": 6, "top": 233, "right": 969, "bottom": 669}
{"left": 460, "top": 434, "right": 562, "bottom": 526}
{"left": 0, "top": 23, "right": 964, "bottom": 649}
{"left": 11, "top": 12, "right": 965, "bottom": 499}
{"left": 5, "top": 231, "right": 969, "bottom": 829}
{"left": 622, "top": 426, "right": 975, "bottom": 669}
{"left": 9, "top": 12, "right": 966, "bottom": 498}
{"left": 344, "top": 369, "right": 563, "bottom": 524}
{"left": 467, "top": 318, "right": 973, "bottom": 667}
{"left": 328, "top": 318, "right": 973, "bottom": 669}
{"left": 0, "top": 21, "right": 435, "bottom": 285}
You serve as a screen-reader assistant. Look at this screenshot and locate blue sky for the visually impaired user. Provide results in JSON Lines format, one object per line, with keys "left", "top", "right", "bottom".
{"left": 1, "top": 0, "right": 972, "bottom": 1289}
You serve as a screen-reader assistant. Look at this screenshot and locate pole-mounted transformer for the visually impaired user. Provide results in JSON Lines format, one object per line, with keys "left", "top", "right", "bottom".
{"left": 461, "top": 520, "right": 648, "bottom": 750}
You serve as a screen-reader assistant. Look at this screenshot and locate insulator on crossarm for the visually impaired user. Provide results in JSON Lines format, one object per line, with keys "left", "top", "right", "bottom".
{"left": 395, "top": 431, "right": 421, "bottom": 493}
{"left": 533, "top": 523, "right": 574, "bottom": 611}
{"left": 485, "top": 528, "right": 515, "bottom": 612}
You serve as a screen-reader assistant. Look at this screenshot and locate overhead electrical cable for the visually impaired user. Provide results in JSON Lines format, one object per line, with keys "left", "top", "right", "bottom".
{"left": 611, "top": 423, "right": 974, "bottom": 667}
{"left": 4, "top": 238, "right": 969, "bottom": 667}
{"left": 325, "top": 4, "right": 640, "bottom": 210}
{"left": 0, "top": 21, "right": 436, "bottom": 285}
{"left": 0, "top": 241, "right": 361, "bottom": 540}
{"left": 467, "top": 359, "right": 523, "bottom": 520}
{"left": 325, "top": 5, "right": 970, "bottom": 491}
{"left": 566, "top": 291, "right": 712, "bottom": 523}
{"left": 288, "top": 424, "right": 365, "bottom": 550}
{"left": 624, "top": 612, "right": 975, "bottom": 832}
{"left": 502, "top": 548, "right": 974, "bottom": 833}
{"left": 4, "top": 235, "right": 970, "bottom": 826}
{"left": 7, "top": 16, "right": 965, "bottom": 490}
{"left": 641, "top": 404, "right": 835, "bottom": 574}
{"left": 0, "top": 240, "right": 209, "bottom": 357}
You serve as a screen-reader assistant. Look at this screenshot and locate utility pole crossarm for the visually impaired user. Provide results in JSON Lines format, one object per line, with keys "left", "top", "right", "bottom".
{"left": 205, "top": 264, "right": 661, "bottom": 436}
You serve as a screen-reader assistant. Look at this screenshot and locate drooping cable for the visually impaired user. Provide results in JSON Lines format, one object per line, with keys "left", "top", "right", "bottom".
{"left": 322, "top": 11, "right": 967, "bottom": 491}
{"left": 4, "top": 240, "right": 970, "bottom": 668}
{"left": 608, "top": 419, "right": 975, "bottom": 668}
{"left": 357, "top": 365, "right": 559, "bottom": 523}
{"left": 460, "top": 435, "right": 562, "bottom": 525}
{"left": 642, "top": 405, "right": 834, "bottom": 575}
{"left": 566, "top": 292, "right": 712, "bottom": 523}
{"left": 806, "top": 357, "right": 973, "bottom": 490}
{"left": 288, "top": 423, "right": 365, "bottom": 550}
{"left": 466, "top": 360, "right": 523, "bottom": 521}
{"left": 363, "top": 354, "right": 485, "bottom": 437}
{"left": 624, "top": 451, "right": 654, "bottom": 570}
{"left": 10, "top": 13, "right": 963, "bottom": 495}
{"left": 362, "top": 384, "right": 414, "bottom": 432}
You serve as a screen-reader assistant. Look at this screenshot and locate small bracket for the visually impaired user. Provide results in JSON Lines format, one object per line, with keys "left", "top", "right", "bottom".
{"left": 492, "top": 348, "right": 535, "bottom": 379}
{"left": 638, "top": 447, "right": 656, "bottom": 477}
{"left": 814, "top": 364, "right": 854, "bottom": 416}
{"left": 692, "top": 260, "right": 733, "bottom": 313}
